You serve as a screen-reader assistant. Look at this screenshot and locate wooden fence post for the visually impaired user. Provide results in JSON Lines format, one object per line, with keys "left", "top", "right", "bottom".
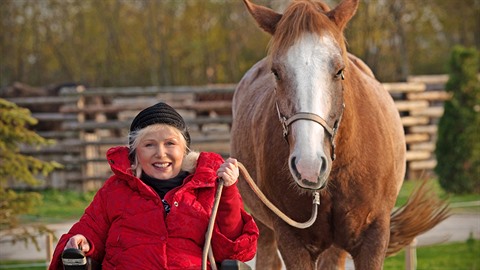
{"left": 405, "top": 237, "right": 417, "bottom": 270}
{"left": 46, "top": 232, "right": 54, "bottom": 269}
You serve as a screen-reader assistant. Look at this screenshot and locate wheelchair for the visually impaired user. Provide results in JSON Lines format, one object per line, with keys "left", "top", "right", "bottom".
{"left": 62, "top": 248, "right": 252, "bottom": 270}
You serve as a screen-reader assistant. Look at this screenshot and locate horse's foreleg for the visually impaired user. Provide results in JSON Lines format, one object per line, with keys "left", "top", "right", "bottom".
{"left": 349, "top": 217, "right": 390, "bottom": 270}
{"left": 316, "top": 245, "right": 348, "bottom": 270}
{"left": 276, "top": 229, "right": 316, "bottom": 270}
{"left": 255, "top": 219, "right": 282, "bottom": 270}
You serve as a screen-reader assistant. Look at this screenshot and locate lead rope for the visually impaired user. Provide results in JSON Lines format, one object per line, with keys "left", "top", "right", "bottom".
{"left": 202, "top": 162, "right": 321, "bottom": 270}
{"left": 238, "top": 162, "right": 320, "bottom": 228}
{"left": 202, "top": 179, "right": 223, "bottom": 270}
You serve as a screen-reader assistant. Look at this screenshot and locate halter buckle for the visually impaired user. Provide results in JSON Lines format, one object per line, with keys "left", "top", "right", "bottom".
{"left": 313, "top": 191, "right": 320, "bottom": 205}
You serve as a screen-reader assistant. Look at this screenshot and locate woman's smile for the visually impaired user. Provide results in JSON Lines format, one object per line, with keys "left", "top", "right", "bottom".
{"left": 153, "top": 162, "right": 170, "bottom": 168}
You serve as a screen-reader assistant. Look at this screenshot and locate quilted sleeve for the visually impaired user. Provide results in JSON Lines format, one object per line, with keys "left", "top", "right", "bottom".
{"left": 216, "top": 184, "right": 243, "bottom": 238}
{"left": 210, "top": 184, "right": 259, "bottom": 262}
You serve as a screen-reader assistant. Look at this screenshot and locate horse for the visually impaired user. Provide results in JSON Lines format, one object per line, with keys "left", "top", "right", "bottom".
{"left": 230, "top": 0, "right": 449, "bottom": 269}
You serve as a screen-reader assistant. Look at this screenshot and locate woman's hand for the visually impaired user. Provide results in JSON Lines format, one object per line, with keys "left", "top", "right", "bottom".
{"left": 217, "top": 157, "right": 239, "bottom": 187}
{"left": 64, "top": 234, "right": 90, "bottom": 253}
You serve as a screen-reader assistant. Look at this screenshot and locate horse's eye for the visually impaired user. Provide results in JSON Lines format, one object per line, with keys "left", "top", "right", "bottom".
{"left": 271, "top": 69, "right": 280, "bottom": 81}
{"left": 336, "top": 69, "right": 345, "bottom": 80}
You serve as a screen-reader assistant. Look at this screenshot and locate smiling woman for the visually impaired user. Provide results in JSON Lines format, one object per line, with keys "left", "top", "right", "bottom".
{"left": 127, "top": 103, "right": 194, "bottom": 183}
{"left": 131, "top": 125, "right": 186, "bottom": 180}
{"left": 48, "top": 102, "right": 259, "bottom": 270}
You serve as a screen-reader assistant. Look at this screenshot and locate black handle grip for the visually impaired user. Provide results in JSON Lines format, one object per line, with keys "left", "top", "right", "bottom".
{"left": 61, "top": 248, "right": 87, "bottom": 270}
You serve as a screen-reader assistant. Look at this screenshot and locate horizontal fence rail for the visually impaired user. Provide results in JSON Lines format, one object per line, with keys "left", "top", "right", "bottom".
{"left": 3, "top": 75, "right": 450, "bottom": 191}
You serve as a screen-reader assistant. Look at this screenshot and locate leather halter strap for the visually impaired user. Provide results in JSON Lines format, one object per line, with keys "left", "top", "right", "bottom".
{"left": 275, "top": 102, "right": 340, "bottom": 138}
{"left": 276, "top": 102, "right": 344, "bottom": 160}
{"left": 283, "top": 112, "right": 334, "bottom": 137}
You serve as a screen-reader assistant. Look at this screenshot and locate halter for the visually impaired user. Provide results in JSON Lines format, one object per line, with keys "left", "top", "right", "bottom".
{"left": 275, "top": 101, "right": 344, "bottom": 160}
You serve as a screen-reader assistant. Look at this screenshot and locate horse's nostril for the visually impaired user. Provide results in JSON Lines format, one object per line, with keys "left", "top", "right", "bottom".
{"left": 320, "top": 156, "right": 328, "bottom": 174}
{"left": 290, "top": 156, "right": 302, "bottom": 180}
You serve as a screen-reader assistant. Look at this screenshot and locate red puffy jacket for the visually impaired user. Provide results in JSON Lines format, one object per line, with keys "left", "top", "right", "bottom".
{"left": 49, "top": 146, "right": 258, "bottom": 270}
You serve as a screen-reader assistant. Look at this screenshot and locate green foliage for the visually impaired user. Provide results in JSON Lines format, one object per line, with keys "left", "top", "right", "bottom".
{"left": 0, "top": 99, "right": 62, "bottom": 247}
{"left": 1, "top": 0, "right": 478, "bottom": 86}
{"left": 0, "top": 0, "right": 271, "bottom": 87}
{"left": 435, "top": 46, "right": 480, "bottom": 194}
{"left": 0, "top": 99, "right": 61, "bottom": 187}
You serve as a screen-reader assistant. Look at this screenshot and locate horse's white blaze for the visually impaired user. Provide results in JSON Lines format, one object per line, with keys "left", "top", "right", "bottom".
{"left": 284, "top": 33, "right": 342, "bottom": 186}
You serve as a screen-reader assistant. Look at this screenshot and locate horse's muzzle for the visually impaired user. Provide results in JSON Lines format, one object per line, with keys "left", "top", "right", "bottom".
{"left": 290, "top": 156, "right": 331, "bottom": 190}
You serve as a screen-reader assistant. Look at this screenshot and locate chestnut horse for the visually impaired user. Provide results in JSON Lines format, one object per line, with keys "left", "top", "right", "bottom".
{"left": 231, "top": 0, "right": 449, "bottom": 269}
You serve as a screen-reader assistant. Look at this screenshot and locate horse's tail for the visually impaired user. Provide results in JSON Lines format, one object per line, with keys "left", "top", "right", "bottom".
{"left": 386, "top": 180, "right": 451, "bottom": 256}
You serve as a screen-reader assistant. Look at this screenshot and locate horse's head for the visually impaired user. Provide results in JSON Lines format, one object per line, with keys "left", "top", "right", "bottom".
{"left": 244, "top": 0, "right": 358, "bottom": 190}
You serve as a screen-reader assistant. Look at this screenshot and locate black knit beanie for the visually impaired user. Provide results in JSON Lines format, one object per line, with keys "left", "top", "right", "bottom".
{"left": 129, "top": 102, "right": 191, "bottom": 148}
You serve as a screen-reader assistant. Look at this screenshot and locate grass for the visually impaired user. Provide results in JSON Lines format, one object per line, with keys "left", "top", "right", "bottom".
{"left": 395, "top": 179, "right": 480, "bottom": 212}
{"left": 384, "top": 238, "right": 480, "bottom": 270}
{"left": 19, "top": 189, "right": 96, "bottom": 224}
{"left": 0, "top": 260, "right": 46, "bottom": 270}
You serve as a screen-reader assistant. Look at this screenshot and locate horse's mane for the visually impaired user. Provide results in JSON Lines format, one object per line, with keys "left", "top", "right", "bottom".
{"left": 268, "top": 0, "right": 347, "bottom": 58}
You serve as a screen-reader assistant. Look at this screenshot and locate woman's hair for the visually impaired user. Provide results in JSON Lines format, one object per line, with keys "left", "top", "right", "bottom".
{"left": 128, "top": 124, "right": 190, "bottom": 177}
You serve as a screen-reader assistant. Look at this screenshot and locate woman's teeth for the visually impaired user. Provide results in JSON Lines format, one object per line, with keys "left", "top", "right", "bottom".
{"left": 154, "top": 163, "right": 169, "bottom": 168}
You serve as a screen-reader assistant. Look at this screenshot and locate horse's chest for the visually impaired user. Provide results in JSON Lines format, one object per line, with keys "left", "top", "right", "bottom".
{"left": 299, "top": 225, "right": 335, "bottom": 255}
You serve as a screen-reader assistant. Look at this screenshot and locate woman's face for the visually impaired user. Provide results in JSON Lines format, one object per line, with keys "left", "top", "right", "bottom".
{"left": 135, "top": 126, "right": 186, "bottom": 180}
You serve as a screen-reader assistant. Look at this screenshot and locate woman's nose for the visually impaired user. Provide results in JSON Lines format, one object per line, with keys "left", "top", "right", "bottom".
{"left": 155, "top": 145, "right": 166, "bottom": 157}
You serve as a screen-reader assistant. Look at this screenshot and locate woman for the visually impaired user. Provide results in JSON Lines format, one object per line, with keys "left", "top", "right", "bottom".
{"left": 49, "top": 102, "right": 259, "bottom": 270}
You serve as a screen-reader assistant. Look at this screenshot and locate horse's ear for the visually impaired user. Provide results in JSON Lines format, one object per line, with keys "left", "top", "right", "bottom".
{"left": 327, "top": 0, "right": 359, "bottom": 30}
{"left": 243, "top": 0, "right": 282, "bottom": 35}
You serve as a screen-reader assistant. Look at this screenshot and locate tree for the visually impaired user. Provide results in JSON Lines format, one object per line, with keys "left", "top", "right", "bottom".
{"left": 435, "top": 46, "right": 480, "bottom": 194}
{"left": 1, "top": 0, "right": 478, "bottom": 86}
{"left": 0, "top": 98, "right": 62, "bottom": 248}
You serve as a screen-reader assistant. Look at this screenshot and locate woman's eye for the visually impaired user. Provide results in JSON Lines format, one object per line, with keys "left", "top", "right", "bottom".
{"left": 165, "top": 141, "right": 176, "bottom": 146}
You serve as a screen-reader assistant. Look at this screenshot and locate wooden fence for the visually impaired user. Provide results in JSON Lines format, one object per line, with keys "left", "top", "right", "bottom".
{"left": 4, "top": 75, "right": 450, "bottom": 191}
